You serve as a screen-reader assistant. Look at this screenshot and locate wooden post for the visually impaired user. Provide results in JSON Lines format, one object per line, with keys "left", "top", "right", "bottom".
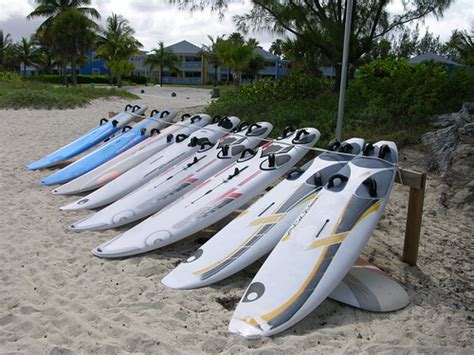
{"left": 401, "top": 172, "right": 427, "bottom": 266}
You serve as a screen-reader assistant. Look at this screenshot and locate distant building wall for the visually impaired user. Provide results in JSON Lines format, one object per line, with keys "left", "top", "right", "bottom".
{"left": 79, "top": 51, "right": 110, "bottom": 75}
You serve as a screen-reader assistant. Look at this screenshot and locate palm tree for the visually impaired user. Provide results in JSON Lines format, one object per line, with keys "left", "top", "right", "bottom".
{"left": 200, "top": 35, "right": 224, "bottom": 85}
{"left": 246, "top": 52, "right": 265, "bottom": 81}
{"left": 3, "top": 44, "right": 21, "bottom": 72}
{"left": 96, "top": 14, "right": 142, "bottom": 86}
{"left": 18, "top": 37, "right": 41, "bottom": 77}
{"left": 145, "top": 42, "right": 179, "bottom": 87}
{"left": 0, "top": 30, "right": 12, "bottom": 70}
{"left": 52, "top": 9, "right": 97, "bottom": 85}
{"left": 216, "top": 37, "right": 261, "bottom": 89}
{"left": 269, "top": 39, "right": 284, "bottom": 57}
{"left": 27, "top": 0, "right": 100, "bottom": 31}
{"left": 27, "top": 0, "right": 100, "bottom": 84}
{"left": 446, "top": 29, "right": 474, "bottom": 66}
{"left": 33, "top": 26, "right": 58, "bottom": 74}
{"left": 228, "top": 32, "right": 244, "bottom": 44}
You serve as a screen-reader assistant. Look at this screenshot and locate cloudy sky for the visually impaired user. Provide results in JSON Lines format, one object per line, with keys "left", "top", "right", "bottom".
{"left": 0, "top": 0, "right": 472, "bottom": 51}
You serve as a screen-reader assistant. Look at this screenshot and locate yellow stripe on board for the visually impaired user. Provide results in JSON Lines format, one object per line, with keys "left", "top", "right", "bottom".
{"left": 280, "top": 194, "right": 320, "bottom": 242}
{"left": 260, "top": 246, "right": 329, "bottom": 323}
{"left": 354, "top": 199, "right": 383, "bottom": 227}
{"left": 249, "top": 214, "right": 284, "bottom": 227}
{"left": 234, "top": 316, "right": 262, "bottom": 330}
{"left": 236, "top": 210, "right": 249, "bottom": 218}
{"left": 331, "top": 202, "right": 349, "bottom": 234}
{"left": 192, "top": 226, "right": 263, "bottom": 276}
{"left": 298, "top": 192, "right": 319, "bottom": 206}
{"left": 306, "top": 232, "right": 348, "bottom": 251}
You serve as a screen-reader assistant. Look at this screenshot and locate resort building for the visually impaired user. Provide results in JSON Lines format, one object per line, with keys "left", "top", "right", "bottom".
{"left": 154, "top": 40, "right": 289, "bottom": 85}
{"left": 157, "top": 40, "right": 205, "bottom": 85}
{"left": 18, "top": 40, "right": 290, "bottom": 84}
{"left": 408, "top": 52, "right": 461, "bottom": 73}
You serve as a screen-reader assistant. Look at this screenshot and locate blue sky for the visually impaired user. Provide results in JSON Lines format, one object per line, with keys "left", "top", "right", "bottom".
{"left": 0, "top": 0, "right": 472, "bottom": 52}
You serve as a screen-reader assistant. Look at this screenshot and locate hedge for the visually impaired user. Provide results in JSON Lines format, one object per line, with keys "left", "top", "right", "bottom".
{"left": 26, "top": 74, "right": 148, "bottom": 85}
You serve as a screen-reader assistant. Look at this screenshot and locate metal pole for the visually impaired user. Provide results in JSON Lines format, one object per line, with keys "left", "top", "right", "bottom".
{"left": 335, "top": 0, "right": 354, "bottom": 141}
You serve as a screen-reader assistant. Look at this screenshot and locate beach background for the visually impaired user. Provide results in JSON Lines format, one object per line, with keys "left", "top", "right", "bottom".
{"left": 0, "top": 87, "right": 472, "bottom": 354}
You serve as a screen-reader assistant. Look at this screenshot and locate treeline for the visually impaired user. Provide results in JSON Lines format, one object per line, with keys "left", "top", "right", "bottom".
{"left": 0, "top": 0, "right": 143, "bottom": 86}
{"left": 268, "top": 26, "right": 473, "bottom": 75}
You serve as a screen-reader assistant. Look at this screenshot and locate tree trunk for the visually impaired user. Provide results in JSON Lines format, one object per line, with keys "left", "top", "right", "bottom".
{"left": 214, "top": 65, "right": 218, "bottom": 85}
{"left": 22, "top": 63, "right": 26, "bottom": 77}
{"left": 334, "top": 62, "right": 342, "bottom": 92}
{"left": 71, "top": 55, "right": 77, "bottom": 86}
{"left": 232, "top": 70, "right": 240, "bottom": 90}
{"left": 62, "top": 61, "right": 68, "bottom": 86}
{"left": 160, "top": 67, "right": 163, "bottom": 87}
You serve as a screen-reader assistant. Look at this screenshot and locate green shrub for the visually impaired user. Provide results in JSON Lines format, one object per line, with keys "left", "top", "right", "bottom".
{"left": 346, "top": 58, "right": 448, "bottom": 125}
{"left": 0, "top": 71, "right": 22, "bottom": 82}
{"left": 27, "top": 74, "right": 111, "bottom": 84}
{"left": 234, "top": 72, "right": 332, "bottom": 103}
{"left": 206, "top": 60, "right": 473, "bottom": 148}
{"left": 28, "top": 74, "right": 149, "bottom": 85}
{"left": 436, "top": 66, "right": 474, "bottom": 113}
{"left": 123, "top": 75, "right": 148, "bottom": 85}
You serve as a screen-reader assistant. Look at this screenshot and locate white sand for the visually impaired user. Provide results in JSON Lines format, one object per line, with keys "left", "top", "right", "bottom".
{"left": 0, "top": 87, "right": 472, "bottom": 354}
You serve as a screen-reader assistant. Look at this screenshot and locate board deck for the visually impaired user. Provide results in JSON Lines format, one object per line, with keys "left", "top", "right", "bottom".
{"left": 229, "top": 141, "right": 399, "bottom": 338}
{"left": 92, "top": 128, "right": 320, "bottom": 258}
{"left": 68, "top": 122, "right": 273, "bottom": 231}
{"left": 161, "top": 138, "right": 365, "bottom": 290}
{"left": 53, "top": 113, "right": 205, "bottom": 195}
{"left": 62, "top": 116, "right": 241, "bottom": 210}
{"left": 27, "top": 105, "right": 147, "bottom": 170}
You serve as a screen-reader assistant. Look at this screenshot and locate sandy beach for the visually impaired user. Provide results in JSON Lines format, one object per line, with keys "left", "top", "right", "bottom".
{"left": 0, "top": 86, "right": 472, "bottom": 354}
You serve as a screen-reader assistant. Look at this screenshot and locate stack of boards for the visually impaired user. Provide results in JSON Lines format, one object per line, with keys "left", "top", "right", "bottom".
{"left": 27, "top": 104, "right": 409, "bottom": 338}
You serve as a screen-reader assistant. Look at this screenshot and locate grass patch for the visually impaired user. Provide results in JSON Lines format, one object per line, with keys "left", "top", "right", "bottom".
{"left": 0, "top": 80, "right": 139, "bottom": 110}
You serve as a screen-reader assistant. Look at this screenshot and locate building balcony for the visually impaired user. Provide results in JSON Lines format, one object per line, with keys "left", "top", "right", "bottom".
{"left": 260, "top": 66, "right": 277, "bottom": 75}
{"left": 181, "top": 61, "right": 202, "bottom": 69}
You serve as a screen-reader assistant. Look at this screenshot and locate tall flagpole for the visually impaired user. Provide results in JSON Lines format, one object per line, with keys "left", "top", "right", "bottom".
{"left": 335, "top": 0, "right": 354, "bottom": 141}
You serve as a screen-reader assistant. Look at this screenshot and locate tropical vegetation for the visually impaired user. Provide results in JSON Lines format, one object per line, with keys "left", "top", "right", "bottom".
{"left": 145, "top": 42, "right": 179, "bottom": 87}
{"left": 214, "top": 34, "right": 263, "bottom": 88}
{"left": 200, "top": 35, "right": 223, "bottom": 85}
{"left": 206, "top": 61, "right": 474, "bottom": 146}
{"left": 27, "top": 0, "right": 101, "bottom": 85}
{"left": 173, "top": 0, "right": 455, "bottom": 87}
{"left": 96, "top": 14, "right": 142, "bottom": 86}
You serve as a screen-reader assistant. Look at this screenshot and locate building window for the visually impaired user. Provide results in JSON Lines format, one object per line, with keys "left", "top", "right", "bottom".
{"left": 92, "top": 68, "right": 101, "bottom": 75}
{"left": 184, "top": 71, "right": 201, "bottom": 78}
{"left": 184, "top": 56, "right": 201, "bottom": 62}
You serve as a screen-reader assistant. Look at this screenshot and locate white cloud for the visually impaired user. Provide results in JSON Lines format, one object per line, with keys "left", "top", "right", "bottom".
{"left": 421, "top": 0, "right": 473, "bottom": 40}
{"left": 0, "top": 0, "right": 34, "bottom": 22}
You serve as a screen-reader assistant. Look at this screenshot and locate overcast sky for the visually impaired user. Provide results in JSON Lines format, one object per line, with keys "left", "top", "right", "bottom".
{"left": 0, "top": 0, "right": 472, "bottom": 52}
